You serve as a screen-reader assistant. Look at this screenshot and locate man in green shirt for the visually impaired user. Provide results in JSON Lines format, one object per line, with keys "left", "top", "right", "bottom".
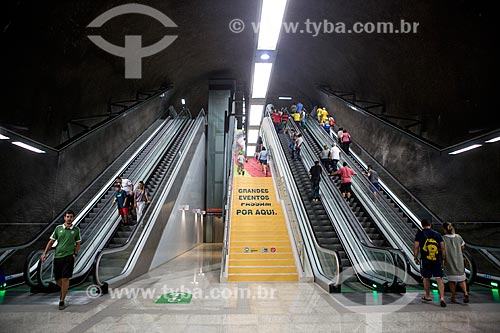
{"left": 42, "top": 210, "right": 81, "bottom": 310}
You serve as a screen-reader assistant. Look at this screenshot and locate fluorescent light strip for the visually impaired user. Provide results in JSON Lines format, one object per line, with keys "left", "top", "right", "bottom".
{"left": 247, "top": 129, "right": 260, "bottom": 144}
{"left": 249, "top": 104, "right": 264, "bottom": 126}
{"left": 278, "top": 96, "right": 292, "bottom": 100}
{"left": 257, "top": 0, "right": 288, "bottom": 50}
{"left": 0, "top": 134, "right": 10, "bottom": 140}
{"left": 12, "top": 141, "right": 46, "bottom": 154}
{"left": 448, "top": 144, "right": 482, "bottom": 155}
{"left": 485, "top": 136, "right": 500, "bottom": 143}
{"left": 251, "top": 62, "right": 273, "bottom": 98}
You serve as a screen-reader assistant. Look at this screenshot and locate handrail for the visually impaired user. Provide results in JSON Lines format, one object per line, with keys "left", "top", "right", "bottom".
{"left": 0, "top": 86, "right": 172, "bottom": 154}
{"left": 307, "top": 115, "right": 490, "bottom": 283}
{"left": 220, "top": 117, "right": 236, "bottom": 281}
{"left": 318, "top": 85, "right": 500, "bottom": 153}
{"left": 289, "top": 119, "right": 407, "bottom": 289}
{"left": 31, "top": 115, "right": 191, "bottom": 289}
{"left": 261, "top": 115, "right": 341, "bottom": 290}
{"left": 307, "top": 121, "right": 418, "bottom": 247}
{"left": 94, "top": 111, "right": 205, "bottom": 287}
{"left": 306, "top": 118, "right": 427, "bottom": 277}
{"left": 0, "top": 117, "right": 175, "bottom": 275}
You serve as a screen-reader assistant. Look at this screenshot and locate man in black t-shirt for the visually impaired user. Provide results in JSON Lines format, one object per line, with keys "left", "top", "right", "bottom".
{"left": 414, "top": 219, "right": 447, "bottom": 307}
{"left": 309, "top": 161, "right": 322, "bottom": 202}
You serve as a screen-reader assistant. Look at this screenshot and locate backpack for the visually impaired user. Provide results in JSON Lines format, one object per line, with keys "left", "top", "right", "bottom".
{"left": 422, "top": 231, "right": 440, "bottom": 261}
{"left": 329, "top": 118, "right": 334, "bottom": 126}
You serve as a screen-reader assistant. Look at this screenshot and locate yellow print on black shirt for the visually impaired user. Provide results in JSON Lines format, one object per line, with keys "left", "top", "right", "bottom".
{"left": 423, "top": 238, "right": 439, "bottom": 261}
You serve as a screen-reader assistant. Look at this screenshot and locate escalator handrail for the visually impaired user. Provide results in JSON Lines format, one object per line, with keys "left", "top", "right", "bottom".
{"left": 307, "top": 116, "right": 487, "bottom": 284}
{"left": 30, "top": 116, "right": 191, "bottom": 289}
{"left": 307, "top": 116, "right": 499, "bottom": 277}
{"left": 290, "top": 119, "right": 407, "bottom": 288}
{"left": 306, "top": 122, "right": 417, "bottom": 251}
{"left": 67, "top": 116, "right": 191, "bottom": 277}
{"left": 306, "top": 119, "right": 426, "bottom": 279}
{"left": 261, "top": 116, "right": 341, "bottom": 287}
{"left": 95, "top": 111, "right": 205, "bottom": 287}
{"left": 93, "top": 116, "right": 196, "bottom": 285}
{"left": 221, "top": 117, "right": 236, "bottom": 279}
{"left": 0, "top": 116, "right": 174, "bottom": 259}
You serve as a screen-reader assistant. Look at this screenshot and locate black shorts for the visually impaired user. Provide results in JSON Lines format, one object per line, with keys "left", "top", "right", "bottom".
{"left": 340, "top": 182, "right": 352, "bottom": 193}
{"left": 259, "top": 159, "right": 268, "bottom": 165}
{"left": 420, "top": 261, "right": 444, "bottom": 279}
{"left": 53, "top": 255, "right": 75, "bottom": 280}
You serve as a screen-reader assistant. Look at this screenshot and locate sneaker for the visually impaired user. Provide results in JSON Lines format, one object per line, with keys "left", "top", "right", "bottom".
{"left": 59, "top": 301, "right": 65, "bottom": 310}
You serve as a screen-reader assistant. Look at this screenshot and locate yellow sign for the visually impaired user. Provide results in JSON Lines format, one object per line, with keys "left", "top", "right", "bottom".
{"left": 228, "top": 177, "right": 298, "bottom": 282}
{"left": 231, "top": 178, "right": 281, "bottom": 219}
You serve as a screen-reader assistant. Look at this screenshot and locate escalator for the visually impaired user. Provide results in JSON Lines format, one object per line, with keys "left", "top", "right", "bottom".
{"left": 299, "top": 126, "right": 389, "bottom": 248}
{"left": 1, "top": 115, "right": 176, "bottom": 287}
{"left": 271, "top": 117, "right": 407, "bottom": 292}
{"left": 276, "top": 131, "right": 351, "bottom": 270}
{"left": 305, "top": 111, "right": 500, "bottom": 287}
{"left": 25, "top": 114, "right": 193, "bottom": 291}
{"left": 93, "top": 112, "right": 206, "bottom": 290}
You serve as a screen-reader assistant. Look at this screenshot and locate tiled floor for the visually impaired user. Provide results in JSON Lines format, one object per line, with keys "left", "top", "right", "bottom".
{"left": 1, "top": 243, "right": 500, "bottom": 332}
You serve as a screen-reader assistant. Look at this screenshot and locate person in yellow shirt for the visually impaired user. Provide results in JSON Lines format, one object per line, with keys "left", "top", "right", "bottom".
{"left": 317, "top": 108, "right": 323, "bottom": 122}
{"left": 321, "top": 108, "right": 329, "bottom": 123}
{"left": 292, "top": 111, "right": 301, "bottom": 123}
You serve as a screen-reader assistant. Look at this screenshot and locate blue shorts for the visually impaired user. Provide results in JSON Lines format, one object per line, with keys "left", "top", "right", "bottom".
{"left": 420, "top": 261, "right": 444, "bottom": 279}
{"left": 370, "top": 182, "right": 381, "bottom": 193}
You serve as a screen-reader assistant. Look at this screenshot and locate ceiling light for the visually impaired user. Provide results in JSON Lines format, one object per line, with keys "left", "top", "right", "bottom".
{"left": 181, "top": 99, "right": 186, "bottom": 105}
{"left": 0, "top": 134, "right": 10, "bottom": 140}
{"left": 249, "top": 104, "right": 264, "bottom": 126}
{"left": 11, "top": 141, "right": 46, "bottom": 154}
{"left": 251, "top": 62, "right": 273, "bottom": 98}
{"left": 257, "top": 0, "right": 288, "bottom": 50}
{"left": 448, "top": 144, "right": 482, "bottom": 155}
{"left": 485, "top": 136, "right": 500, "bottom": 143}
{"left": 247, "top": 129, "right": 259, "bottom": 144}
{"left": 278, "top": 96, "right": 292, "bottom": 100}
{"left": 260, "top": 53, "right": 271, "bottom": 60}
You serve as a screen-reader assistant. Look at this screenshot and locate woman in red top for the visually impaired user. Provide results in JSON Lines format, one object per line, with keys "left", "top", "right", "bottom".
{"left": 341, "top": 129, "right": 352, "bottom": 155}
{"left": 333, "top": 162, "right": 357, "bottom": 200}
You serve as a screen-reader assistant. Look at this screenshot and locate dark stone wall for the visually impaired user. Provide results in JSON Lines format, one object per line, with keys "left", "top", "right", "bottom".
{"left": 269, "top": 0, "right": 499, "bottom": 146}
{"left": 0, "top": 95, "right": 167, "bottom": 246}
{"left": 319, "top": 91, "right": 500, "bottom": 222}
{"left": 1, "top": 0, "right": 255, "bottom": 146}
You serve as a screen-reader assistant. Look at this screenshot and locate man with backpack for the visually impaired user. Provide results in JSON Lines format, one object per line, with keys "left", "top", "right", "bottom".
{"left": 414, "top": 219, "right": 447, "bottom": 307}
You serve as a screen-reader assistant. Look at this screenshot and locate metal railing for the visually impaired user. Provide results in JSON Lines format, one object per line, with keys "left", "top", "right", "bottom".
{"left": 288, "top": 119, "right": 407, "bottom": 290}
{"left": 220, "top": 119, "right": 236, "bottom": 282}
{"left": 30, "top": 114, "right": 192, "bottom": 289}
{"left": 306, "top": 115, "right": 488, "bottom": 285}
{"left": 93, "top": 112, "right": 205, "bottom": 287}
{"left": 261, "top": 116, "right": 341, "bottom": 291}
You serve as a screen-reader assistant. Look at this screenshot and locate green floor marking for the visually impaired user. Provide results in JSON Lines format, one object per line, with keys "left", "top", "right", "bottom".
{"left": 156, "top": 292, "right": 192, "bottom": 304}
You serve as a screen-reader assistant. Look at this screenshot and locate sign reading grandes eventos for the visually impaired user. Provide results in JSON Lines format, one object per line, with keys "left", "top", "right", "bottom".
{"left": 233, "top": 179, "right": 280, "bottom": 217}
